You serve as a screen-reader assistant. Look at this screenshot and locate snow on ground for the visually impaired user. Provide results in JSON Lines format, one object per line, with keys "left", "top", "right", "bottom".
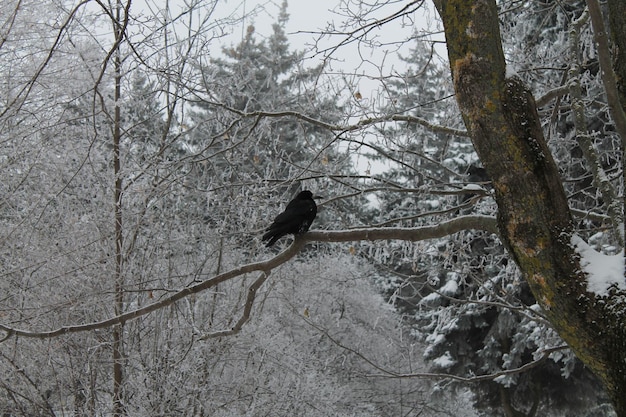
{"left": 571, "top": 235, "right": 625, "bottom": 296}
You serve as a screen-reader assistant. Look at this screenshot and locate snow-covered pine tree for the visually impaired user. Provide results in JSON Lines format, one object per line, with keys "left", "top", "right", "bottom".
{"left": 184, "top": 2, "right": 355, "bottom": 251}
{"left": 363, "top": 29, "right": 613, "bottom": 415}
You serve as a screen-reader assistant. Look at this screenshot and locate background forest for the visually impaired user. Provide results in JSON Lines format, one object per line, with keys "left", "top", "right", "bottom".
{"left": 0, "top": 0, "right": 623, "bottom": 416}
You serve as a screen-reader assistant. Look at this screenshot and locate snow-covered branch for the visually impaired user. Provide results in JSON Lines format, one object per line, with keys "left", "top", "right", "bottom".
{"left": 305, "top": 315, "right": 568, "bottom": 383}
{"left": 306, "top": 215, "right": 498, "bottom": 242}
{"left": 586, "top": 0, "right": 626, "bottom": 148}
{"left": 363, "top": 345, "right": 570, "bottom": 383}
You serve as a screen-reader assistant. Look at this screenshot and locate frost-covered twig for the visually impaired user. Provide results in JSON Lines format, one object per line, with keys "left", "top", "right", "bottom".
{"left": 199, "top": 272, "right": 268, "bottom": 339}
{"left": 586, "top": 0, "right": 626, "bottom": 148}
{"left": 535, "top": 84, "right": 569, "bottom": 108}
{"left": 196, "top": 99, "right": 468, "bottom": 137}
{"left": 0, "top": 241, "right": 306, "bottom": 340}
{"left": 568, "top": 8, "right": 624, "bottom": 247}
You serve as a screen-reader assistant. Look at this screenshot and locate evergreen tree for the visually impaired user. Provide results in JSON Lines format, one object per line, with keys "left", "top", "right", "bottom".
{"left": 185, "top": 3, "right": 353, "bottom": 250}
{"left": 367, "top": 27, "right": 614, "bottom": 416}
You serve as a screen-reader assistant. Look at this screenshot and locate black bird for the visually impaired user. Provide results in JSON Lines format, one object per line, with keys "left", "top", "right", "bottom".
{"left": 466, "top": 165, "right": 489, "bottom": 183}
{"left": 262, "top": 190, "right": 317, "bottom": 247}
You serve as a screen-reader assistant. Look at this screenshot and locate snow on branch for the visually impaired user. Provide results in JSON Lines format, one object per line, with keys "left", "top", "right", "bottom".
{"left": 306, "top": 315, "right": 569, "bottom": 383}
{"left": 572, "top": 235, "right": 626, "bottom": 297}
{"left": 306, "top": 215, "right": 498, "bottom": 242}
{"left": 362, "top": 345, "right": 570, "bottom": 383}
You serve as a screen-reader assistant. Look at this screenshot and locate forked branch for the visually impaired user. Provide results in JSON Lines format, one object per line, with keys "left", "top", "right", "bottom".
{"left": 0, "top": 215, "right": 497, "bottom": 341}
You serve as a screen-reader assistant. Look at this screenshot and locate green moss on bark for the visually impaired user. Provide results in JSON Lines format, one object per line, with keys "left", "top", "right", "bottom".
{"left": 435, "top": 1, "right": 626, "bottom": 414}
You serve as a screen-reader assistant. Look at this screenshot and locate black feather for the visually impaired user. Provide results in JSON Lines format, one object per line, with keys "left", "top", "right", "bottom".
{"left": 262, "top": 190, "right": 317, "bottom": 247}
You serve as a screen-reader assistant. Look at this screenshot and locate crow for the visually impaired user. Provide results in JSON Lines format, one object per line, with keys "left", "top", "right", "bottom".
{"left": 262, "top": 190, "right": 317, "bottom": 247}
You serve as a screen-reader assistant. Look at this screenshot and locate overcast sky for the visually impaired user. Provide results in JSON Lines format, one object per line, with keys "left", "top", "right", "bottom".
{"left": 215, "top": 0, "right": 447, "bottom": 97}
{"left": 209, "top": 0, "right": 447, "bottom": 176}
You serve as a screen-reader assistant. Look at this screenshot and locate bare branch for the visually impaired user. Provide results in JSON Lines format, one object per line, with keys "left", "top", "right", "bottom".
{"left": 0, "top": 0, "right": 91, "bottom": 119}
{"left": 196, "top": 99, "right": 468, "bottom": 137}
{"left": 0, "top": 215, "right": 497, "bottom": 340}
{"left": 586, "top": 0, "right": 626, "bottom": 148}
{"left": 568, "top": 8, "right": 624, "bottom": 246}
{"left": 363, "top": 345, "right": 570, "bottom": 382}
{"left": 357, "top": 114, "right": 468, "bottom": 137}
{"left": 306, "top": 215, "right": 498, "bottom": 242}
{"left": 536, "top": 84, "right": 569, "bottom": 108}
{"left": 199, "top": 272, "right": 268, "bottom": 339}
{"left": 305, "top": 316, "right": 568, "bottom": 382}
{"left": 311, "top": 0, "right": 426, "bottom": 59}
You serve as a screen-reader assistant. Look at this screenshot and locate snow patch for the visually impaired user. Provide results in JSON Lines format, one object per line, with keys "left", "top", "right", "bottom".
{"left": 462, "top": 183, "right": 485, "bottom": 191}
{"left": 506, "top": 65, "right": 519, "bottom": 78}
{"left": 572, "top": 235, "right": 625, "bottom": 296}
{"left": 420, "top": 292, "right": 440, "bottom": 303}
{"left": 423, "top": 199, "right": 441, "bottom": 209}
{"left": 432, "top": 351, "right": 456, "bottom": 369}
{"left": 440, "top": 278, "right": 459, "bottom": 296}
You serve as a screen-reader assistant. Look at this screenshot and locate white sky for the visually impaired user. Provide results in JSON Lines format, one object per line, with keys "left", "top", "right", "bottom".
{"left": 207, "top": 0, "right": 447, "bottom": 177}
{"left": 215, "top": 0, "right": 446, "bottom": 99}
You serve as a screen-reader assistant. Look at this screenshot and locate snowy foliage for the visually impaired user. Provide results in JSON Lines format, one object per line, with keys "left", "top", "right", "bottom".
{"left": 352, "top": 1, "right": 622, "bottom": 415}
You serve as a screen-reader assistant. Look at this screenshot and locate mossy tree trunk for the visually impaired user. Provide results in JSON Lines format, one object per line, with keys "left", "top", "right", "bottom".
{"left": 432, "top": 0, "right": 626, "bottom": 414}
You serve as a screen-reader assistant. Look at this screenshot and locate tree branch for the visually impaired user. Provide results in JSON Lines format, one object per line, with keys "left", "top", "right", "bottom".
{"left": 567, "top": 9, "right": 624, "bottom": 246}
{"left": 536, "top": 84, "right": 569, "bottom": 108}
{"left": 364, "top": 345, "right": 569, "bottom": 383}
{"left": 195, "top": 99, "right": 468, "bottom": 137}
{"left": 306, "top": 215, "right": 498, "bottom": 242}
{"left": 306, "top": 315, "right": 568, "bottom": 382}
{"left": 0, "top": 215, "right": 497, "bottom": 340}
{"left": 199, "top": 272, "right": 268, "bottom": 339}
{"left": 586, "top": 0, "right": 626, "bottom": 148}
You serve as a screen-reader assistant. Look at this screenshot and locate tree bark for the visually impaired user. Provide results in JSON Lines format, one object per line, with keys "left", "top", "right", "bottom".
{"left": 112, "top": 2, "right": 125, "bottom": 416}
{"left": 607, "top": 0, "right": 626, "bottom": 114}
{"left": 432, "top": 0, "right": 626, "bottom": 414}
{"left": 587, "top": 0, "right": 626, "bottom": 149}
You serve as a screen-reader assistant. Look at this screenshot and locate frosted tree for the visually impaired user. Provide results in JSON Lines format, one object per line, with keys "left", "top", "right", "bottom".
{"left": 0, "top": 0, "right": 250, "bottom": 414}
{"left": 0, "top": 0, "right": 623, "bottom": 416}
{"left": 0, "top": 1, "right": 436, "bottom": 416}
{"left": 426, "top": 0, "right": 624, "bottom": 414}
{"left": 347, "top": 3, "right": 620, "bottom": 415}
{"left": 183, "top": 1, "right": 357, "bottom": 251}
{"left": 357, "top": 31, "right": 611, "bottom": 415}
{"left": 294, "top": 0, "right": 623, "bottom": 414}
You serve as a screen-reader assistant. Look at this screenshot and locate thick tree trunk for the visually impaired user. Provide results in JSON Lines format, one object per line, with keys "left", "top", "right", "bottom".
{"left": 432, "top": 0, "right": 626, "bottom": 414}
